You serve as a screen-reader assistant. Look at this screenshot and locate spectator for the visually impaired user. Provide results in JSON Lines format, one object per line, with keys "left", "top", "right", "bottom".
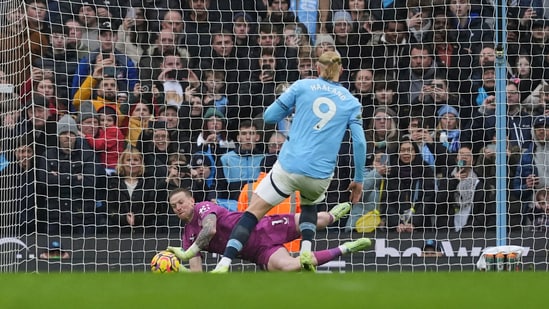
{"left": 32, "top": 24, "right": 79, "bottom": 103}
{"left": 436, "top": 145, "right": 495, "bottom": 230}
{"left": 373, "top": 78, "right": 399, "bottom": 111}
{"left": 313, "top": 34, "right": 336, "bottom": 59}
{"left": 398, "top": 44, "right": 445, "bottom": 117}
{"left": 71, "top": 20, "right": 138, "bottom": 100}
{"left": 0, "top": 5, "right": 44, "bottom": 91}
{"left": 65, "top": 18, "right": 89, "bottom": 60}
{"left": 188, "top": 152, "right": 216, "bottom": 202}
{"left": 532, "top": 187, "right": 549, "bottom": 230}
{"left": 237, "top": 49, "right": 279, "bottom": 120}
{"left": 77, "top": 0, "right": 101, "bottom": 52}
{"left": 157, "top": 104, "right": 191, "bottom": 153}
{"left": 297, "top": 49, "right": 317, "bottom": 80}
{"left": 12, "top": 94, "right": 57, "bottom": 157}
{"left": 0, "top": 134, "right": 38, "bottom": 234}
{"left": 448, "top": 0, "right": 494, "bottom": 55}
{"left": 431, "top": 8, "right": 474, "bottom": 96}
{"left": 143, "top": 121, "right": 177, "bottom": 178}
{"left": 351, "top": 68, "right": 375, "bottom": 128}
{"left": 36, "top": 114, "right": 107, "bottom": 235}
{"left": 215, "top": 120, "right": 264, "bottom": 204}
{"left": 115, "top": 4, "right": 151, "bottom": 64}
{"left": 472, "top": 61, "right": 496, "bottom": 110}
{"left": 154, "top": 152, "right": 193, "bottom": 228}
{"left": 475, "top": 138, "right": 524, "bottom": 227}
{"left": 80, "top": 102, "right": 124, "bottom": 175}
{"left": 106, "top": 146, "right": 156, "bottom": 233}
{"left": 138, "top": 29, "right": 190, "bottom": 101}
{"left": 364, "top": 107, "right": 400, "bottom": 167}
{"left": 264, "top": 0, "right": 299, "bottom": 32}
{"left": 463, "top": 82, "right": 534, "bottom": 155}
{"left": 202, "top": 69, "right": 229, "bottom": 115}
{"left": 345, "top": 150, "right": 390, "bottom": 232}
{"left": 24, "top": 0, "right": 49, "bottom": 56}
{"left": 434, "top": 105, "right": 461, "bottom": 155}
{"left": 198, "top": 28, "right": 251, "bottom": 102}
{"left": 405, "top": 3, "right": 434, "bottom": 44}
{"left": 20, "top": 68, "right": 68, "bottom": 121}
{"left": 331, "top": 10, "right": 362, "bottom": 75}
{"left": 127, "top": 100, "right": 153, "bottom": 148}
{"left": 382, "top": 139, "right": 436, "bottom": 232}
{"left": 182, "top": 0, "right": 222, "bottom": 58}
{"left": 510, "top": 54, "right": 544, "bottom": 103}
{"left": 72, "top": 58, "right": 126, "bottom": 126}
{"left": 232, "top": 12, "right": 258, "bottom": 59}
{"left": 363, "top": 19, "right": 410, "bottom": 80}
{"left": 252, "top": 23, "right": 299, "bottom": 83}
{"left": 513, "top": 115, "right": 549, "bottom": 207}
{"left": 192, "top": 107, "right": 235, "bottom": 164}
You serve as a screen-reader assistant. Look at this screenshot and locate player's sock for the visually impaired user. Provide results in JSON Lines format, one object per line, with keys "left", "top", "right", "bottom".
{"left": 313, "top": 248, "right": 343, "bottom": 265}
{"left": 299, "top": 205, "right": 317, "bottom": 254}
{"left": 222, "top": 211, "right": 258, "bottom": 260}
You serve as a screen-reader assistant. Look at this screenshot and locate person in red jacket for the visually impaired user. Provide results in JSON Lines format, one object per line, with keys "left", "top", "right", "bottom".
{"left": 79, "top": 101, "right": 124, "bottom": 175}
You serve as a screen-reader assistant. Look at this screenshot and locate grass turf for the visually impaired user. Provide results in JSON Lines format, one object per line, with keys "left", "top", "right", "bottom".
{"left": 0, "top": 272, "right": 544, "bottom": 308}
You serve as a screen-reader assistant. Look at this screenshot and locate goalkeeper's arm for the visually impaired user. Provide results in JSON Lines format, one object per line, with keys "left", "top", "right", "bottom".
{"left": 167, "top": 213, "right": 217, "bottom": 261}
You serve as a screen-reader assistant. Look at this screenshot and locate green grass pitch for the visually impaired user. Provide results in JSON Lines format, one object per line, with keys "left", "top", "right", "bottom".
{"left": 0, "top": 272, "right": 544, "bottom": 308}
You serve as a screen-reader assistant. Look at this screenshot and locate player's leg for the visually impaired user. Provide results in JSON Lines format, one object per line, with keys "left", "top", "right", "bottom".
{"left": 266, "top": 238, "right": 372, "bottom": 271}
{"left": 297, "top": 177, "right": 332, "bottom": 271}
{"left": 213, "top": 165, "right": 290, "bottom": 273}
{"left": 293, "top": 201, "right": 351, "bottom": 231}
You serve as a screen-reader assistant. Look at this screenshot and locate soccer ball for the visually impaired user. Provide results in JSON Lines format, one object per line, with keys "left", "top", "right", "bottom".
{"left": 150, "top": 251, "right": 180, "bottom": 273}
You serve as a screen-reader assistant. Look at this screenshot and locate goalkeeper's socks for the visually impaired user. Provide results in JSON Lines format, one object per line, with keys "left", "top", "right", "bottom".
{"left": 313, "top": 248, "right": 342, "bottom": 265}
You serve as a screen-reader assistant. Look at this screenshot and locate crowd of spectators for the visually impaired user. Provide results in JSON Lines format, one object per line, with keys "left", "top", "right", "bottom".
{"left": 1, "top": 0, "right": 549, "bottom": 237}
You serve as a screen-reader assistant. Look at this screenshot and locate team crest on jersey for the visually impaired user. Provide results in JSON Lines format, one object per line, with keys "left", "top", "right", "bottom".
{"left": 198, "top": 203, "right": 210, "bottom": 215}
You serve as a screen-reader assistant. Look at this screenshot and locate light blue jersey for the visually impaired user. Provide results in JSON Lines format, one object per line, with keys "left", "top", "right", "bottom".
{"left": 264, "top": 77, "right": 366, "bottom": 182}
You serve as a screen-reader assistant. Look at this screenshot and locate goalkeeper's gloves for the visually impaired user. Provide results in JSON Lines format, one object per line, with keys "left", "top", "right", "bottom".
{"left": 166, "top": 245, "right": 199, "bottom": 261}
{"left": 178, "top": 264, "right": 191, "bottom": 273}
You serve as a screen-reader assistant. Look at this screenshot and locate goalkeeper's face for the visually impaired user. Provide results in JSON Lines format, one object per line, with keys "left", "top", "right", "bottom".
{"left": 169, "top": 191, "right": 195, "bottom": 222}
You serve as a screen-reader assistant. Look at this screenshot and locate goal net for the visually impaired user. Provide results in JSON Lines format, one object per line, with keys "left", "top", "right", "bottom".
{"left": 0, "top": 0, "right": 548, "bottom": 273}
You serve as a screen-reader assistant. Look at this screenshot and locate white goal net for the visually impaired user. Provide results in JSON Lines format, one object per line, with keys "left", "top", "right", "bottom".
{"left": 0, "top": 0, "right": 548, "bottom": 272}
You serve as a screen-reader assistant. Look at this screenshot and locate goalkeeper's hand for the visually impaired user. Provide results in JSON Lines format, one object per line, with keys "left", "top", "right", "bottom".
{"left": 178, "top": 264, "right": 191, "bottom": 273}
{"left": 166, "top": 246, "right": 193, "bottom": 261}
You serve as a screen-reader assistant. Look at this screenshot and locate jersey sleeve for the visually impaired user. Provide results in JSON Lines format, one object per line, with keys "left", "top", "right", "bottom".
{"left": 264, "top": 82, "right": 299, "bottom": 123}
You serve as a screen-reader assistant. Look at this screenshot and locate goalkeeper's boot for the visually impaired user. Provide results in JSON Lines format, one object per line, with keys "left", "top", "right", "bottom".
{"left": 300, "top": 251, "right": 316, "bottom": 272}
{"left": 329, "top": 202, "right": 352, "bottom": 222}
{"left": 210, "top": 264, "right": 229, "bottom": 274}
{"left": 342, "top": 238, "right": 372, "bottom": 254}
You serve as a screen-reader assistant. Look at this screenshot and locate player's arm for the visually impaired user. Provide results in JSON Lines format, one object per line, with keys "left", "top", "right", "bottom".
{"left": 348, "top": 121, "right": 367, "bottom": 203}
{"left": 189, "top": 255, "right": 203, "bottom": 272}
{"left": 167, "top": 213, "right": 218, "bottom": 261}
{"left": 263, "top": 99, "right": 293, "bottom": 124}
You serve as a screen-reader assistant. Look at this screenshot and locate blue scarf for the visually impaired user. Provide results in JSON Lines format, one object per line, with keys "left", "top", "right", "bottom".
{"left": 441, "top": 130, "right": 461, "bottom": 153}
{"left": 421, "top": 144, "right": 435, "bottom": 166}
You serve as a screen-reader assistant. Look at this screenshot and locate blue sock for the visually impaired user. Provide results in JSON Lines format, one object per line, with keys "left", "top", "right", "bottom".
{"left": 223, "top": 211, "right": 258, "bottom": 259}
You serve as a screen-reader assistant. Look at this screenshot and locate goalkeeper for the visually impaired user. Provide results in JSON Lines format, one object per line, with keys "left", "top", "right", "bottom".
{"left": 167, "top": 188, "right": 371, "bottom": 272}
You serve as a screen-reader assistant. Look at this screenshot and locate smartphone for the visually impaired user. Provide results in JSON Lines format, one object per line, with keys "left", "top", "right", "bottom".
{"left": 262, "top": 65, "right": 274, "bottom": 78}
{"left": 457, "top": 160, "right": 465, "bottom": 168}
{"left": 126, "top": 7, "right": 136, "bottom": 19}
{"left": 0, "top": 83, "right": 14, "bottom": 94}
{"left": 103, "top": 66, "right": 116, "bottom": 77}
{"left": 380, "top": 153, "right": 388, "bottom": 165}
{"left": 178, "top": 164, "right": 190, "bottom": 174}
{"left": 486, "top": 144, "right": 496, "bottom": 152}
{"left": 167, "top": 69, "right": 189, "bottom": 80}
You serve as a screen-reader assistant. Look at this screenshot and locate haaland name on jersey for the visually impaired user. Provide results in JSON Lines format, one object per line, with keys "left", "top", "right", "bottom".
{"left": 310, "top": 83, "right": 349, "bottom": 101}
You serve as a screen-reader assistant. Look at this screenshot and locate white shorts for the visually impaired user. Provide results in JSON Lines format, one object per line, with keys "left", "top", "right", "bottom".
{"left": 254, "top": 161, "right": 332, "bottom": 206}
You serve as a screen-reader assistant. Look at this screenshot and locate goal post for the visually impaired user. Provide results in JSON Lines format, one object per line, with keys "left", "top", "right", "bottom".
{"left": 0, "top": 0, "right": 548, "bottom": 273}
